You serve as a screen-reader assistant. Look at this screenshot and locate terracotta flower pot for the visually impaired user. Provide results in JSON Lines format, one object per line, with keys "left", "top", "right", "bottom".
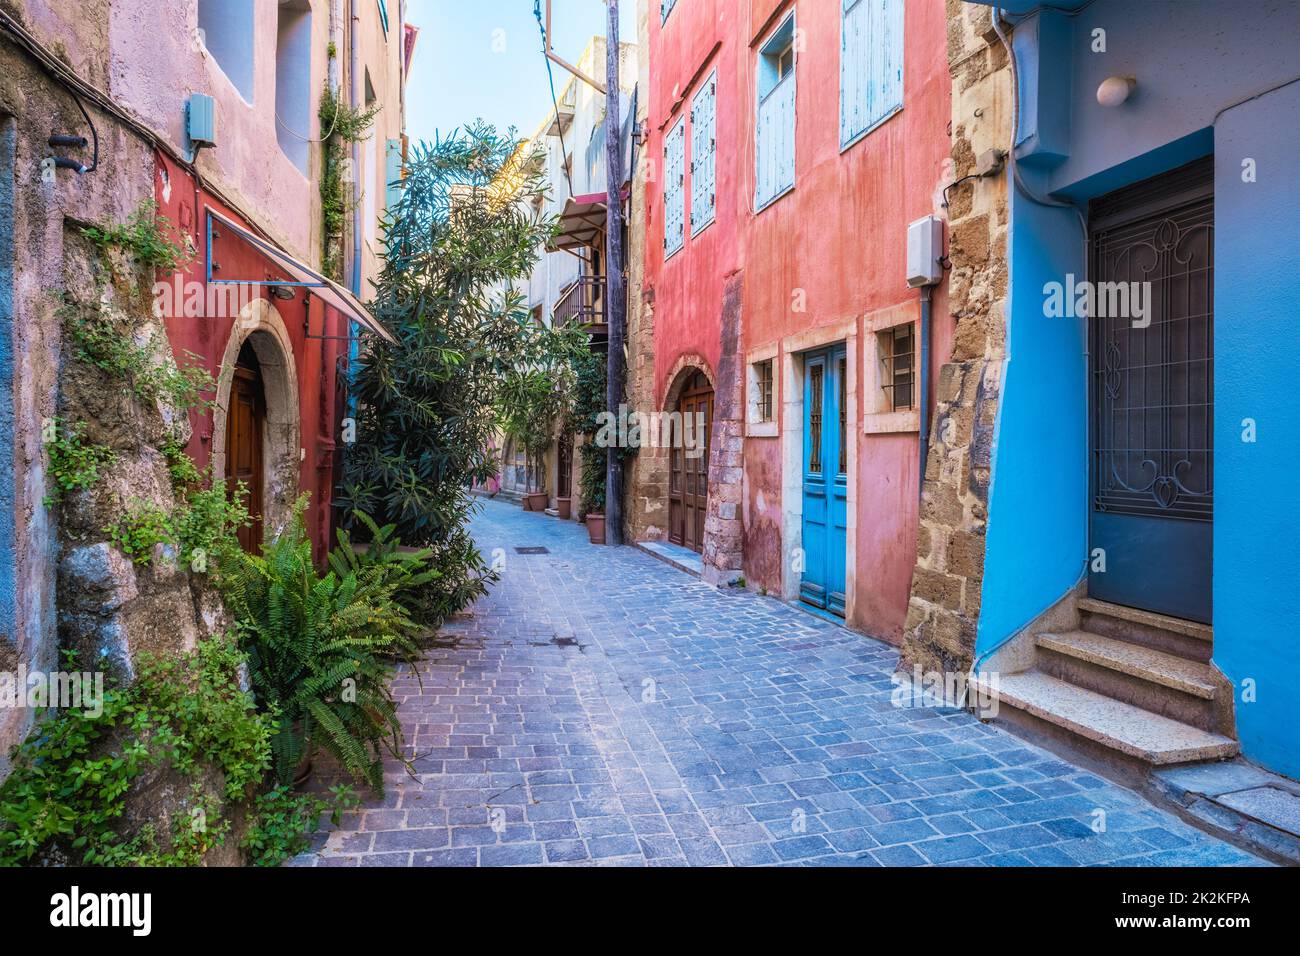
{"left": 523, "top": 492, "right": 548, "bottom": 511}
{"left": 555, "top": 496, "right": 572, "bottom": 520}
{"left": 585, "top": 513, "right": 606, "bottom": 545}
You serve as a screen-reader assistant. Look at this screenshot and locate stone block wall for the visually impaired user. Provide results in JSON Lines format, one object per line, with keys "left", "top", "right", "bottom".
{"left": 900, "top": 0, "right": 1010, "bottom": 675}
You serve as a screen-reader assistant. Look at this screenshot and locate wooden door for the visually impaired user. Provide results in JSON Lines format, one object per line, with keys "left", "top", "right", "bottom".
{"left": 799, "top": 346, "right": 848, "bottom": 616}
{"left": 669, "top": 371, "right": 713, "bottom": 553}
{"left": 227, "top": 356, "right": 265, "bottom": 553}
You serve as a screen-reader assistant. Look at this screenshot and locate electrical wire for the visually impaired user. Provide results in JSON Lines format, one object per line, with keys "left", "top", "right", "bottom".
{"left": 534, "top": 0, "right": 575, "bottom": 199}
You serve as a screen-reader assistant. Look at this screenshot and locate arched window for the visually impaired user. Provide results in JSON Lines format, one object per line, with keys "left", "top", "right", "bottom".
{"left": 198, "top": 0, "right": 256, "bottom": 102}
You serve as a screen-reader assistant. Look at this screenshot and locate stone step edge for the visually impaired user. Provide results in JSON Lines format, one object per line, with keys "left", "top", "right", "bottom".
{"left": 970, "top": 671, "right": 1239, "bottom": 765}
{"left": 1037, "top": 630, "right": 1219, "bottom": 700}
{"left": 1078, "top": 597, "right": 1214, "bottom": 643}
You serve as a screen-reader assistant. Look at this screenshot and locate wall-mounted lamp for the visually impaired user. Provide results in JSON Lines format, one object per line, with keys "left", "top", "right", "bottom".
{"left": 267, "top": 284, "right": 297, "bottom": 301}
{"left": 1097, "top": 76, "right": 1137, "bottom": 108}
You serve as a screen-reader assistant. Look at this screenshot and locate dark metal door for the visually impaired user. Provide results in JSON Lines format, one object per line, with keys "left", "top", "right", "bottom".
{"left": 557, "top": 433, "right": 573, "bottom": 499}
{"left": 1089, "top": 158, "right": 1213, "bottom": 623}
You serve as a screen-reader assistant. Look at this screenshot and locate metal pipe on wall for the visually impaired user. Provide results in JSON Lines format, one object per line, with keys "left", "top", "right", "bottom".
{"left": 918, "top": 284, "right": 931, "bottom": 499}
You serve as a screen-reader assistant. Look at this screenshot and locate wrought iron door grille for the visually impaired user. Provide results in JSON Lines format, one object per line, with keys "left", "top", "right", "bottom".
{"left": 1091, "top": 193, "right": 1213, "bottom": 523}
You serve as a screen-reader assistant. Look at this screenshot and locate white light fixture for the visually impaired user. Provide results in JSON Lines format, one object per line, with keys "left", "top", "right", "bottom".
{"left": 1097, "top": 75, "right": 1137, "bottom": 107}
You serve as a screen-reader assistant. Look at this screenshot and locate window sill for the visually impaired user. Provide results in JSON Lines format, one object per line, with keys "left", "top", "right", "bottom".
{"left": 746, "top": 420, "right": 778, "bottom": 438}
{"left": 754, "top": 183, "right": 795, "bottom": 215}
{"left": 690, "top": 214, "right": 716, "bottom": 240}
{"left": 840, "top": 105, "right": 903, "bottom": 155}
{"left": 863, "top": 409, "right": 919, "bottom": 434}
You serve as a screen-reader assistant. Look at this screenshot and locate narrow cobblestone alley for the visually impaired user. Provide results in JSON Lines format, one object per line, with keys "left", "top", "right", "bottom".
{"left": 297, "top": 499, "right": 1262, "bottom": 867}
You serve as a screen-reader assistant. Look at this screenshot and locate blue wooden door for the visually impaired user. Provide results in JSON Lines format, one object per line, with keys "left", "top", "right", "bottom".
{"left": 801, "top": 347, "right": 848, "bottom": 616}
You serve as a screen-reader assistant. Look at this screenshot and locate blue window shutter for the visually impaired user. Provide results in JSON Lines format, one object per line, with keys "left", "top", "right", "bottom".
{"left": 661, "top": 0, "right": 678, "bottom": 24}
{"left": 841, "top": 0, "right": 904, "bottom": 146}
{"left": 377, "top": 0, "right": 389, "bottom": 34}
{"left": 757, "top": 71, "right": 795, "bottom": 207}
{"left": 690, "top": 72, "right": 717, "bottom": 234}
{"left": 664, "top": 119, "right": 685, "bottom": 256}
{"left": 385, "top": 138, "right": 403, "bottom": 212}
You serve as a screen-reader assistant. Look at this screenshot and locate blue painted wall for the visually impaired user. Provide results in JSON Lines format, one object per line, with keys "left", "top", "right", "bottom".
{"left": 1212, "top": 81, "right": 1300, "bottom": 781}
{"left": 976, "top": 186, "right": 1087, "bottom": 655}
{"left": 975, "top": 0, "right": 1300, "bottom": 778}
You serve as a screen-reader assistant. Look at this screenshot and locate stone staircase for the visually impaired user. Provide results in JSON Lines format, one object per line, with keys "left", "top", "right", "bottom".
{"left": 972, "top": 597, "right": 1239, "bottom": 769}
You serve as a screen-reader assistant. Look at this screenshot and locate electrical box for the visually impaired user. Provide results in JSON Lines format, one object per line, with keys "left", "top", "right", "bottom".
{"left": 188, "top": 94, "right": 217, "bottom": 148}
{"left": 906, "top": 215, "right": 944, "bottom": 288}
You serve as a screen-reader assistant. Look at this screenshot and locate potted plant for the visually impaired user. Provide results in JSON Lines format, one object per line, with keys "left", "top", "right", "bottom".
{"left": 579, "top": 442, "right": 607, "bottom": 545}
{"left": 497, "top": 324, "right": 585, "bottom": 517}
{"left": 555, "top": 496, "right": 572, "bottom": 520}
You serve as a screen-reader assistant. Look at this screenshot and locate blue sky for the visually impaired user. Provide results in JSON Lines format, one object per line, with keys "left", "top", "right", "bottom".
{"left": 404, "top": 0, "right": 635, "bottom": 144}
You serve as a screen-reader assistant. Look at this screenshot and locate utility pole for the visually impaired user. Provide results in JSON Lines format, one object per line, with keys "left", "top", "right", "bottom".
{"left": 604, "top": 0, "right": 626, "bottom": 546}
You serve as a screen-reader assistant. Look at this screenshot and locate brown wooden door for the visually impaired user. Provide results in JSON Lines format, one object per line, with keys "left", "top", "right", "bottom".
{"left": 669, "top": 372, "right": 713, "bottom": 553}
{"left": 227, "top": 356, "right": 265, "bottom": 553}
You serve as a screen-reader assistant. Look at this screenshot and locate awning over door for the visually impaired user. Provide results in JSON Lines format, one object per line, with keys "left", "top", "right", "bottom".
{"left": 547, "top": 193, "right": 608, "bottom": 252}
{"left": 204, "top": 207, "right": 396, "bottom": 343}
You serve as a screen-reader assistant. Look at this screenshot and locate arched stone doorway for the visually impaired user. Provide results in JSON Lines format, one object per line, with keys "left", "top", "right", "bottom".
{"left": 664, "top": 366, "right": 714, "bottom": 553}
{"left": 212, "top": 298, "right": 300, "bottom": 546}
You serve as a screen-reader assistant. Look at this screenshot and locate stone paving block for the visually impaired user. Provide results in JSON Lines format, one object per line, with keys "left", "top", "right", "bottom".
{"left": 298, "top": 500, "right": 1263, "bottom": 868}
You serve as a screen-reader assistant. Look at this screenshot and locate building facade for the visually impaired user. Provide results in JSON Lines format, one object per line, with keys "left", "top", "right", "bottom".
{"left": 631, "top": 0, "right": 953, "bottom": 645}
{"left": 490, "top": 36, "right": 637, "bottom": 517}
{"left": 0, "top": 0, "right": 408, "bottom": 768}
{"left": 902, "top": 0, "right": 1300, "bottom": 783}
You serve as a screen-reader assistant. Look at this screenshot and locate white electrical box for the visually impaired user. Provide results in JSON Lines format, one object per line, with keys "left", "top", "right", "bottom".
{"left": 906, "top": 215, "right": 944, "bottom": 288}
{"left": 188, "top": 94, "right": 217, "bottom": 148}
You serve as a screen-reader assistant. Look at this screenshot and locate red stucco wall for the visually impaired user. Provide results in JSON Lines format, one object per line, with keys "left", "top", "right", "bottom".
{"left": 646, "top": 0, "right": 954, "bottom": 643}
{"left": 154, "top": 152, "right": 349, "bottom": 564}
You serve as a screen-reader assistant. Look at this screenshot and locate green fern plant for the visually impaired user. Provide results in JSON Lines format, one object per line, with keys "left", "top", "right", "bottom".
{"left": 329, "top": 509, "right": 441, "bottom": 623}
{"left": 223, "top": 499, "right": 420, "bottom": 791}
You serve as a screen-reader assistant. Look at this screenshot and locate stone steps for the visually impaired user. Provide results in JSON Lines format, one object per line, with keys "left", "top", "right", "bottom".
{"left": 971, "top": 670, "right": 1239, "bottom": 765}
{"left": 1078, "top": 597, "right": 1214, "bottom": 663}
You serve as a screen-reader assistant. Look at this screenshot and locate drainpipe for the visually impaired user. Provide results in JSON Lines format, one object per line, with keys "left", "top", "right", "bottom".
{"left": 918, "top": 284, "right": 932, "bottom": 499}
{"left": 349, "top": 0, "right": 363, "bottom": 302}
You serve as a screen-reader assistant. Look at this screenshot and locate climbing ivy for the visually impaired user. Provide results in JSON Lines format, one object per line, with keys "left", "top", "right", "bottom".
{"left": 318, "top": 82, "right": 381, "bottom": 281}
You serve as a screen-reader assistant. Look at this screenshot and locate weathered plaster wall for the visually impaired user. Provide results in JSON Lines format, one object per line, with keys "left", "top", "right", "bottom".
{"left": 738, "top": 0, "right": 953, "bottom": 642}
{"left": 106, "top": 0, "right": 330, "bottom": 262}
{"left": 0, "top": 15, "right": 163, "bottom": 769}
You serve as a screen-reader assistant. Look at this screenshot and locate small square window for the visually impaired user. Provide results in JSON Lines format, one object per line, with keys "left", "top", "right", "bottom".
{"left": 879, "top": 325, "right": 914, "bottom": 413}
{"left": 746, "top": 353, "right": 779, "bottom": 437}
{"left": 757, "top": 360, "right": 774, "bottom": 421}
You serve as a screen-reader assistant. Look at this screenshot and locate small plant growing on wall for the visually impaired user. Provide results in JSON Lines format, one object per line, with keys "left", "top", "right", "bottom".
{"left": 81, "top": 200, "right": 194, "bottom": 275}
{"left": 318, "top": 82, "right": 381, "bottom": 282}
{"left": 42, "top": 417, "right": 116, "bottom": 507}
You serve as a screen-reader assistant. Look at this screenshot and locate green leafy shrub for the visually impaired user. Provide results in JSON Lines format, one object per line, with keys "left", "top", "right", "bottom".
{"left": 329, "top": 510, "right": 441, "bottom": 622}
{"left": 43, "top": 417, "right": 116, "bottom": 506}
{"left": 103, "top": 499, "right": 175, "bottom": 565}
{"left": 162, "top": 436, "right": 202, "bottom": 490}
{"left": 82, "top": 200, "right": 194, "bottom": 274}
{"left": 223, "top": 500, "right": 420, "bottom": 791}
{"left": 0, "top": 636, "right": 274, "bottom": 866}
{"left": 339, "top": 122, "right": 557, "bottom": 625}
{"left": 241, "top": 783, "right": 359, "bottom": 867}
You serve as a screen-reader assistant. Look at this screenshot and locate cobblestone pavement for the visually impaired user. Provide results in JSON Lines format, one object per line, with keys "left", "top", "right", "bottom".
{"left": 296, "top": 498, "right": 1263, "bottom": 867}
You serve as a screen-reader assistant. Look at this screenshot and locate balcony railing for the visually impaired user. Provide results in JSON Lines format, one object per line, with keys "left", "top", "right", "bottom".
{"left": 553, "top": 275, "right": 608, "bottom": 338}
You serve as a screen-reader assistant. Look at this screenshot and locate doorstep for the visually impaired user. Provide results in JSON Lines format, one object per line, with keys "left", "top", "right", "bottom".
{"left": 636, "top": 540, "right": 703, "bottom": 579}
{"left": 1150, "top": 759, "right": 1300, "bottom": 865}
